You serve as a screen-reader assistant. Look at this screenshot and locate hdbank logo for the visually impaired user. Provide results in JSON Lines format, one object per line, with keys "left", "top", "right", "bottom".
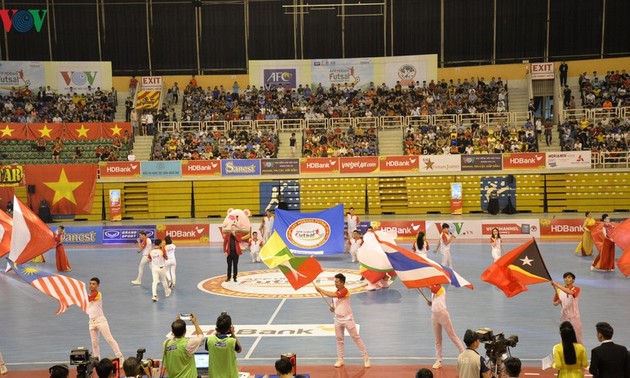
{"left": 0, "top": 10, "right": 47, "bottom": 32}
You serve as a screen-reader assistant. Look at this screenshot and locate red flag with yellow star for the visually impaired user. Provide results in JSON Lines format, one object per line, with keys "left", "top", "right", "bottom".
{"left": 27, "top": 123, "right": 63, "bottom": 141}
{"left": 102, "top": 122, "right": 132, "bottom": 139}
{"left": 0, "top": 123, "right": 28, "bottom": 140}
{"left": 24, "top": 165, "right": 98, "bottom": 214}
{"left": 65, "top": 123, "right": 102, "bottom": 141}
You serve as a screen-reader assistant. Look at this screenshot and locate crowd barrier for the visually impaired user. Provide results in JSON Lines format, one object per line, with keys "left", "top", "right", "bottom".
{"left": 561, "top": 106, "right": 630, "bottom": 123}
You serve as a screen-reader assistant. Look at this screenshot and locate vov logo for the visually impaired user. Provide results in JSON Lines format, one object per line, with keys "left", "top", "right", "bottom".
{"left": 0, "top": 10, "right": 47, "bottom": 33}
{"left": 435, "top": 222, "right": 465, "bottom": 235}
{"left": 59, "top": 71, "right": 98, "bottom": 87}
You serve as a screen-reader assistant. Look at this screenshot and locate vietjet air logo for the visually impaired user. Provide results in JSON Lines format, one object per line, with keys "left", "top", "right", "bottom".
{"left": 199, "top": 269, "right": 365, "bottom": 299}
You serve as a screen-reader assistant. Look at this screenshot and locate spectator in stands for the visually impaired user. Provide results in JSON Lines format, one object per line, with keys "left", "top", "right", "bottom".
{"left": 51, "top": 144, "right": 62, "bottom": 163}
{"left": 72, "top": 147, "right": 82, "bottom": 162}
{"left": 129, "top": 76, "right": 138, "bottom": 96}
{"left": 35, "top": 138, "right": 47, "bottom": 153}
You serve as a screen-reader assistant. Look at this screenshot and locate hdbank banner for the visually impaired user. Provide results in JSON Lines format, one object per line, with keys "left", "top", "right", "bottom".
{"left": 156, "top": 224, "right": 210, "bottom": 244}
{"left": 99, "top": 161, "right": 141, "bottom": 178}
{"left": 546, "top": 151, "right": 591, "bottom": 169}
{"left": 49, "top": 226, "right": 102, "bottom": 245}
{"left": 53, "top": 61, "right": 112, "bottom": 94}
{"left": 539, "top": 218, "right": 585, "bottom": 236}
{"left": 0, "top": 61, "right": 45, "bottom": 95}
{"left": 103, "top": 225, "right": 156, "bottom": 244}
{"left": 503, "top": 152, "right": 546, "bottom": 170}
{"left": 312, "top": 58, "right": 373, "bottom": 89}
{"left": 274, "top": 205, "right": 345, "bottom": 255}
{"left": 425, "top": 219, "right": 540, "bottom": 240}
{"left": 263, "top": 69, "right": 297, "bottom": 89}
{"left": 141, "top": 161, "right": 181, "bottom": 178}
{"left": 420, "top": 155, "right": 461, "bottom": 172}
{"left": 221, "top": 159, "right": 261, "bottom": 176}
{"left": 367, "top": 220, "right": 426, "bottom": 239}
{"left": 181, "top": 160, "right": 221, "bottom": 176}
{"left": 379, "top": 155, "right": 419, "bottom": 173}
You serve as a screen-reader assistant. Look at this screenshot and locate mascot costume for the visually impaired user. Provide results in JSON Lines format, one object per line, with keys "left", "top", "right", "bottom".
{"left": 221, "top": 208, "right": 252, "bottom": 256}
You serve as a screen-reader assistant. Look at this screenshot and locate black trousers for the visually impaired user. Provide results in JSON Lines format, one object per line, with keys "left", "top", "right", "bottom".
{"left": 227, "top": 253, "right": 239, "bottom": 279}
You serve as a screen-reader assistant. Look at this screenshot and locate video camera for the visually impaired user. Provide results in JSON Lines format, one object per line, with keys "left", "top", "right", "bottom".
{"left": 475, "top": 328, "right": 519, "bottom": 363}
{"left": 136, "top": 348, "right": 159, "bottom": 371}
{"left": 69, "top": 348, "right": 99, "bottom": 378}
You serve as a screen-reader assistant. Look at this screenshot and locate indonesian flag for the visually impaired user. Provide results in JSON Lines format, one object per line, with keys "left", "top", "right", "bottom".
{"left": 0, "top": 209, "right": 11, "bottom": 258}
{"left": 8, "top": 196, "right": 56, "bottom": 264}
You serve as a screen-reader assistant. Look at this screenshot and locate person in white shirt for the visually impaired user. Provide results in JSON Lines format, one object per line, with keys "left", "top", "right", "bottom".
{"left": 148, "top": 238, "right": 171, "bottom": 302}
{"left": 349, "top": 230, "right": 362, "bottom": 263}
{"left": 131, "top": 231, "right": 152, "bottom": 285}
{"left": 412, "top": 231, "right": 430, "bottom": 259}
{"left": 248, "top": 231, "right": 263, "bottom": 263}
{"left": 434, "top": 224, "right": 455, "bottom": 268}
{"left": 260, "top": 210, "right": 275, "bottom": 242}
{"left": 87, "top": 277, "right": 123, "bottom": 362}
{"left": 428, "top": 284, "right": 465, "bottom": 369}
{"left": 164, "top": 236, "right": 177, "bottom": 289}
{"left": 346, "top": 207, "right": 359, "bottom": 241}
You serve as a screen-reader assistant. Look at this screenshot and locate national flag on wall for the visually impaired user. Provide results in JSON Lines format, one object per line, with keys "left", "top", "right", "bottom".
{"left": 609, "top": 219, "right": 630, "bottom": 277}
{"left": 102, "top": 122, "right": 132, "bottom": 139}
{"left": 259, "top": 231, "right": 293, "bottom": 268}
{"left": 278, "top": 256, "right": 323, "bottom": 290}
{"left": 65, "top": 123, "right": 102, "bottom": 141}
{"left": 27, "top": 123, "right": 63, "bottom": 141}
{"left": 0, "top": 123, "right": 28, "bottom": 140}
{"left": 0, "top": 209, "right": 12, "bottom": 258}
{"left": 24, "top": 165, "right": 98, "bottom": 214}
{"left": 481, "top": 238, "right": 551, "bottom": 297}
{"left": 8, "top": 196, "right": 56, "bottom": 264}
{"left": 6, "top": 259, "right": 88, "bottom": 315}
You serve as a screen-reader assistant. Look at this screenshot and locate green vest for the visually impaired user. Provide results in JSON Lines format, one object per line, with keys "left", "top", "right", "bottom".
{"left": 207, "top": 334, "right": 239, "bottom": 378}
{"left": 163, "top": 337, "right": 197, "bottom": 378}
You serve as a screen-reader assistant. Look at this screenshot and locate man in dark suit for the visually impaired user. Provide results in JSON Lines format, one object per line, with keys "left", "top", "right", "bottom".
{"left": 589, "top": 322, "right": 630, "bottom": 378}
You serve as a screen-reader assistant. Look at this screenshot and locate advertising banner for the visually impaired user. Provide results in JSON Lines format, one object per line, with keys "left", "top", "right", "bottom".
{"left": 299, "top": 158, "right": 339, "bottom": 174}
{"left": 261, "top": 159, "right": 300, "bottom": 175}
{"left": 539, "top": 218, "right": 585, "bottom": 236}
{"left": 425, "top": 219, "right": 540, "bottom": 240}
{"left": 221, "top": 159, "right": 261, "bottom": 176}
{"left": 102, "top": 225, "right": 156, "bottom": 244}
{"left": 386, "top": 60, "right": 426, "bottom": 87}
{"left": 451, "top": 183, "right": 463, "bottom": 215}
{"left": 0, "top": 165, "right": 24, "bottom": 187}
{"left": 339, "top": 156, "right": 379, "bottom": 174}
{"left": 274, "top": 205, "right": 345, "bottom": 255}
{"left": 0, "top": 61, "right": 45, "bottom": 95}
{"left": 109, "top": 189, "right": 122, "bottom": 221}
{"left": 99, "top": 162, "right": 141, "bottom": 178}
{"left": 461, "top": 154, "right": 502, "bottom": 171}
{"left": 480, "top": 220, "right": 540, "bottom": 238}
{"left": 141, "top": 161, "right": 181, "bottom": 178}
{"left": 420, "top": 155, "right": 461, "bottom": 172}
{"left": 379, "top": 155, "right": 419, "bottom": 173}
{"left": 55, "top": 61, "right": 111, "bottom": 94}
{"left": 502, "top": 152, "right": 546, "bottom": 170}
{"left": 546, "top": 151, "right": 591, "bottom": 169}
{"left": 156, "top": 224, "right": 210, "bottom": 244}
{"left": 367, "top": 220, "right": 425, "bottom": 239}
{"left": 263, "top": 69, "right": 297, "bottom": 89}
{"left": 181, "top": 160, "right": 221, "bottom": 176}
{"left": 311, "top": 58, "right": 373, "bottom": 89}
{"left": 51, "top": 225, "right": 102, "bottom": 245}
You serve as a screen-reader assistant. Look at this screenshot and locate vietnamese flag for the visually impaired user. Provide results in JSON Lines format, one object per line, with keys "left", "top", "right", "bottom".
{"left": 278, "top": 257, "right": 323, "bottom": 290}
{"left": 65, "top": 122, "right": 102, "bottom": 141}
{"left": 0, "top": 123, "right": 28, "bottom": 140}
{"left": 24, "top": 165, "right": 98, "bottom": 214}
{"left": 102, "top": 122, "right": 132, "bottom": 139}
{"left": 27, "top": 123, "right": 63, "bottom": 141}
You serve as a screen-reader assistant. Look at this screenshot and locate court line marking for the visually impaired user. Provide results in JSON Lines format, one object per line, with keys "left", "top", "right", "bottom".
{"left": 244, "top": 298, "right": 286, "bottom": 359}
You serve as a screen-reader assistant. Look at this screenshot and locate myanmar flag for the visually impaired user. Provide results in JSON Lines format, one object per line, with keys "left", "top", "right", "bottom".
{"left": 260, "top": 231, "right": 293, "bottom": 268}
{"left": 278, "top": 257, "right": 323, "bottom": 290}
{"left": 481, "top": 238, "right": 551, "bottom": 297}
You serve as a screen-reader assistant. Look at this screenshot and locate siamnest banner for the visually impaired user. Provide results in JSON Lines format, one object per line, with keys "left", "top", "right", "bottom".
{"left": 273, "top": 205, "right": 345, "bottom": 255}
{"left": 425, "top": 219, "right": 541, "bottom": 240}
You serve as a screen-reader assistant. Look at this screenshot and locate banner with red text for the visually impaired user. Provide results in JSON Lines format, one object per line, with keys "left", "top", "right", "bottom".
{"left": 299, "top": 158, "right": 339, "bottom": 174}
{"left": 339, "top": 156, "right": 379, "bottom": 174}
{"left": 379, "top": 155, "right": 419, "bottom": 172}
{"left": 502, "top": 152, "right": 546, "bottom": 170}
{"left": 156, "top": 223, "right": 210, "bottom": 244}
{"left": 539, "top": 218, "right": 584, "bottom": 236}
{"left": 99, "top": 162, "right": 141, "bottom": 178}
{"left": 181, "top": 160, "right": 221, "bottom": 176}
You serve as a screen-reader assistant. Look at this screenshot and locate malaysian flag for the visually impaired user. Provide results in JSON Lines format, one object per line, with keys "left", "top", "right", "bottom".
{"left": 7, "top": 259, "right": 88, "bottom": 315}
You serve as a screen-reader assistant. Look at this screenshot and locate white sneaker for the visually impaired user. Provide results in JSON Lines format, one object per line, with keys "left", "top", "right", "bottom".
{"left": 131, "top": 280, "right": 141, "bottom": 285}
{"left": 165, "top": 289, "right": 172, "bottom": 298}
{"left": 334, "top": 359, "right": 344, "bottom": 368}
{"left": 152, "top": 296, "right": 158, "bottom": 302}
{"left": 364, "top": 357, "right": 371, "bottom": 368}
{"left": 432, "top": 360, "right": 442, "bottom": 369}
{"left": 0, "top": 363, "right": 7, "bottom": 375}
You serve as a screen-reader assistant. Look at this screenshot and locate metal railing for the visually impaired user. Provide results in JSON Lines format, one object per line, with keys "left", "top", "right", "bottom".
{"left": 591, "top": 151, "right": 630, "bottom": 169}
{"left": 561, "top": 106, "right": 630, "bottom": 123}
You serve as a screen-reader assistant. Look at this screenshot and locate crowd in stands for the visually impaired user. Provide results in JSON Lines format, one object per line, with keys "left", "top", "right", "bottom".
{"left": 303, "top": 125, "right": 378, "bottom": 157}
{"left": 579, "top": 70, "right": 630, "bottom": 109}
{"left": 403, "top": 120, "right": 539, "bottom": 155}
{"left": 1, "top": 86, "right": 117, "bottom": 123}
{"left": 151, "top": 129, "right": 277, "bottom": 160}
{"left": 558, "top": 116, "right": 630, "bottom": 154}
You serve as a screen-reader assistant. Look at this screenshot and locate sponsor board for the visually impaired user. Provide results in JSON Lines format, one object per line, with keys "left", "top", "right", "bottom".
{"left": 0, "top": 61, "right": 45, "bottom": 95}
{"left": 379, "top": 155, "right": 419, "bottom": 172}
{"left": 221, "top": 159, "right": 261, "bottom": 176}
{"left": 261, "top": 159, "right": 299, "bottom": 175}
{"left": 299, "top": 158, "right": 339, "bottom": 174}
{"left": 49, "top": 226, "right": 102, "bottom": 245}
{"left": 198, "top": 269, "right": 365, "bottom": 299}
{"left": 539, "top": 218, "right": 584, "bottom": 236}
{"left": 339, "top": 156, "right": 379, "bottom": 174}
{"left": 420, "top": 155, "right": 461, "bottom": 172}
{"left": 502, "top": 152, "right": 546, "bottom": 170}
{"left": 425, "top": 219, "right": 540, "bottom": 239}
{"left": 56, "top": 62, "right": 107, "bottom": 94}
{"left": 311, "top": 58, "right": 373, "bottom": 89}
{"left": 461, "top": 154, "right": 502, "bottom": 171}
{"left": 263, "top": 68, "right": 297, "bottom": 89}
{"left": 181, "top": 160, "right": 221, "bottom": 176}
{"left": 367, "top": 220, "right": 425, "bottom": 239}
{"left": 99, "top": 161, "right": 141, "bottom": 178}
{"left": 102, "top": 225, "right": 156, "bottom": 244}
{"left": 156, "top": 224, "right": 210, "bottom": 244}
{"left": 546, "top": 151, "right": 591, "bottom": 169}
{"left": 141, "top": 160, "right": 181, "bottom": 178}
{"left": 179, "top": 324, "right": 359, "bottom": 338}
{"left": 0, "top": 164, "right": 24, "bottom": 186}
{"left": 480, "top": 220, "right": 540, "bottom": 238}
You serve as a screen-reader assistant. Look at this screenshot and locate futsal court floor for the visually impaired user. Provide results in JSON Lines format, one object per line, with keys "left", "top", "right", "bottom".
{"left": 1, "top": 216, "right": 629, "bottom": 377}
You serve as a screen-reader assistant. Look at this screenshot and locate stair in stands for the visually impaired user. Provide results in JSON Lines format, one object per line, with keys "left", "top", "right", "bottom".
{"left": 133, "top": 136, "right": 154, "bottom": 161}
{"left": 122, "top": 182, "right": 149, "bottom": 219}
{"left": 378, "top": 128, "right": 403, "bottom": 156}
{"left": 277, "top": 130, "right": 302, "bottom": 158}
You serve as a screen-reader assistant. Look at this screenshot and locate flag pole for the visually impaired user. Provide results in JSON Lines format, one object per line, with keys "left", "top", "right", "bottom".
{"left": 312, "top": 283, "right": 332, "bottom": 307}
{"left": 416, "top": 288, "right": 431, "bottom": 304}
{"left": 532, "top": 237, "right": 557, "bottom": 294}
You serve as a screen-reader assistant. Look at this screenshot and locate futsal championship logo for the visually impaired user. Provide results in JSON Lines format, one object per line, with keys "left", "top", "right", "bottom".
{"left": 286, "top": 218, "right": 330, "bottom": 249}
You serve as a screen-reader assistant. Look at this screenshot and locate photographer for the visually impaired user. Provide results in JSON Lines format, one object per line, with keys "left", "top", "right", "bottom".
{"left": 95, "top": 358, "right": 115, "bottom": 378}
{"left": 123, "top": 357, "right": 151, "bottom": 378}
{"left": 162, "top": 314, "right": 205, "bottom": 378}
{"left": 49, "top": 364, "right": 69, "bottom": 378}
{"left": 456, "top": 329, "right": 489, "bottom": 378}
{"left": 206, "top": 312, "right": 242, "bottom": 378}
